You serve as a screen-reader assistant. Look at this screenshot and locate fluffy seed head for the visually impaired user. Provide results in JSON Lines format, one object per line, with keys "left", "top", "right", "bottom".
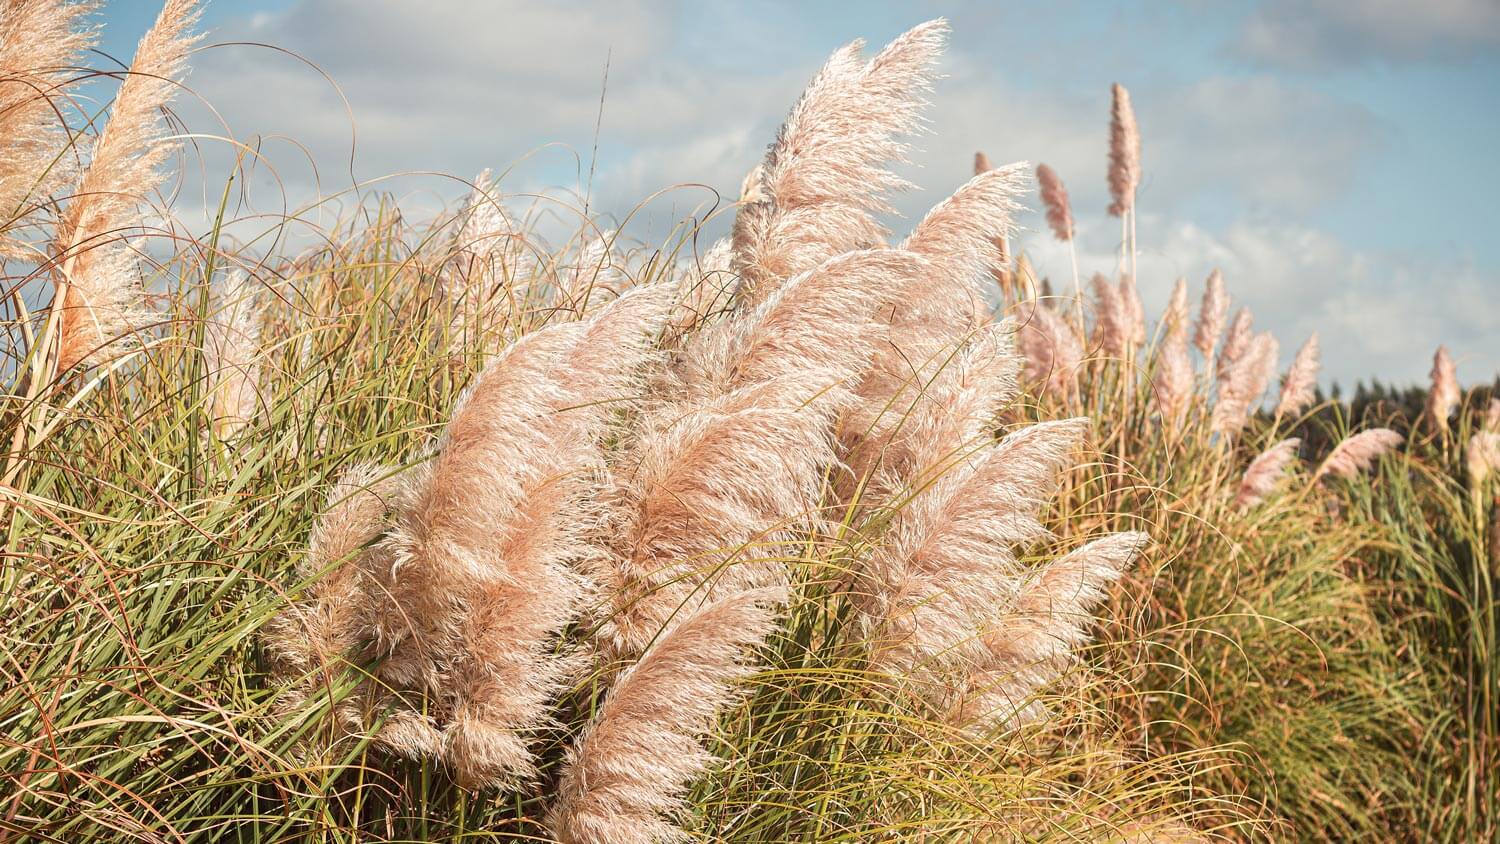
{"left": 1017, "top": 301, "right": 1083, "bottom": 397}
{"left": 1275, "top": 333, "right": 1320, "bottom": 419}
{"left": 1425, "top": 345, "right": 1460, "bottom": 433}
{"left": 1468, "top": 431, "right": 1500, "bottom": 486}
{"left": 1212, "top": 332, "right": 1278, "bottom": 437}
{"left": 203, "top": 271, "right": 265, "bottom": 440}
{"left": 1193, "top": 269, "right": 1229, "bottom": 359}
{"left": 53, "top": 0, "right": 201, "bottom": 372}
{"left": 1035, "top": 163, "right": 1074, "bottom": 241}
{"left": 1090, "top": 273, "right": 1127, "bottom": 358}
{"left": 1216, "top": 307, "right": 1254, "bottom": 386}
{"left": 1317, "top": 428, "right": 1403, "bottom": 481}
{"left": 0, "top": 0, "right": 98, "bottom": 257}
{"left": 1118, "top": 273, "right": 1145, "bottom": 347}
{"left": 1106, "top": 83, "right": 1141, "bottom": 217}
{"left": 548, "top": 588, "right": 781, "bottom": 844}
{"left": 1236, "top": 438, "right": 1301, "bottom": 509}
{"left": 731, "top": 20, "right": 946, "bottom": 304}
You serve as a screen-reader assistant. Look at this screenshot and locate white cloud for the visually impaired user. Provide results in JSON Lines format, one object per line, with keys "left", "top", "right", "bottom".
{"left": 1234, "top": 0, "right": 1500, "bottom": 68}
{"left": 159, "top": 0, "right": 1494, "bottom": 387}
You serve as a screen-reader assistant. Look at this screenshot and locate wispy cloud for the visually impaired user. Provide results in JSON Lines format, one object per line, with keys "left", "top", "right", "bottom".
{"left": 1233, "top": 0, "right": 1500, "bottom": 69}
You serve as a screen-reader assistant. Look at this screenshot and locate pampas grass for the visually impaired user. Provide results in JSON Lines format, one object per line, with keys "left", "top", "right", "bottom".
{"left": 730, "top": 19, "right": 944, "bottom": 304}
{"left": 1426, "top": 345, "right": 1460, "bottom": 433}
{"left": 1036, "top": 163, "right": 1074, "bottom": 242}
{"left": 8, "top": 7, "right": 1495, "bottom": 843}
{"left": 1106, "top": 83, "right": 1140, "bottom": 219}
{"left": 1275, "top": 333, "right": 1320, "bottom": 420}
{"left": 1317, "top": 428, "right": 1404, "bottom": 480}
{"left": 1192, "top": 269, "right": 1228, "bottom": 360}
{"left": 0, "top": 0, "right": 96, "bottom": 256}
{"left": 1018, "top": 299, "right": 1082, "bottom": 397}
{"left": 1215, "top": 307, "right": 1253, "bottom": 386}
{"left": 549, "top": 588, "right": 781, "bottom": 844}
{"left": 1236, "top": 438, "right": 1301, "bottom": 508}
{"left": 50, "top": 0, "right": 199, "bottom": 373}
{"left": 202, "top": 271, "right": 264, "bottom": 440}
{"left": 1090, "top": 272, "right": 1127, "bottom": 358}
{"left": 1468, "top": 431, "right": 1500, "bottom": 486}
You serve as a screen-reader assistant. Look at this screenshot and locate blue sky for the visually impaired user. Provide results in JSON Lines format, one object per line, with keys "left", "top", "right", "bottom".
{"left": 96, "top": 0, "right": 1500, "bottom": 386}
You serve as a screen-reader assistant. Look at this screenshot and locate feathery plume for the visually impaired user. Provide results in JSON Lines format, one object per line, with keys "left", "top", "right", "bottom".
{"left": 370, "top": 291, "right": 670, "bottom": 788}
{"left": 843, "top": 169, "right": 1025, "bottom": 482}
{"left": 731, "top": 20, "right": 946, "bottom": 304}
{"left": 202, "top": 271, "right": 264, "bottom": 440}
{"left": 1035, "top": 163, "right": 1074, "bottom": 242}
{"left": 1152, "top": 278, "right": 1194, "bottom": 423}
{"left": 665, "top": 238, "right": 736, "bottom": 341}
{"left": 973, "top": 150, "right": 993, "bottom": 175}
{"left": 1317, "top": 428, "right": 1403, "bottom": 481}
{"left": 1017, "top": 301, "right": 1082, "bottom": 398}
{"left": 1468, "top": 431, "right": 1500, "bottom": 487}
{"left": 264, "top": 464, "right": 397, "bottom": 738}
{"left": 1212, "top": 332, "right": 1278, "bottom": 437}
{"left": 52, "top": 0, "right": 200, "bottom": 372}
{"left": 0, "top": 0, "right": 97, "bottom": 255}
{"left": 1216, "top": 307, "right": 1254, "bottom": 387}
{"left": 442, "top": 169, "right": 518, "bottom": 342}
{"left": 945, "top": 532, "right": 1146, "bottom": 729}
{"left": 1106, "top": 83, "right": 1141, "bottom": 217}
{"left": 1275, "top": 333, "right": 1320, "bottom": 420}
{"left": 548, "top": 588, "right": 780, "bottom": 844}
{"left": 852, "top": 324, "right": 1019, "bottom": 500}
{"left": 1090, "top": 273, "right": 1126, "bottom": 358}
{"left": 1425, "top": 345, "right": 1460, "bottom": 433}
{"left": 896, "top": 163, "right": 1026, "bottom": 332}
{"left": 1236, "top": 438, "right": 1301, "bottom": 509}
{"left": 1193, "top": 269, "right": 1228, "bottom": 360}
{"left": 1118, "top": 273, "right": 1145, "bottom": 347}
{"left": 1162, "top": 276, "right": 1189, "bottom": 338}
{"left": 674, "top": 249, "right": 919, "bottom": 402}
{"left": 863, "top": 419, "right": 1089, "bottom": 679}
{"left": 594, "top": 374, "right": 840, "bottom": 658}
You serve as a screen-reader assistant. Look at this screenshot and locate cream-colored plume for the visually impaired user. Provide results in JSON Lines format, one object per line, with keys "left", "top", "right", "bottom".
{"left": 203, "top": 271, "right": 264, "bottom": 440}
{"left": 1153, "top": 280, "right": 1194, "bottom": 425}
{"left": 548, "top": 588, "right": 781, "bottom": 844}
{"left": 1236, "top": 438, "right": 1301, "bottom": 509}
{"left": 1036, "top": 163, "right": 1074, "bottom": 241}
{"left": 441, "top": 169, "right": 519, "bottom": 344}
{"left": 0, "top": 0, "right": 96, "bottom": 256}
{"left": 943, "top": 531, "right": 1146, "bottom": 729}
{"left": 1107, "top": 83, "right": 1141, "bottom": 217}
{"left": 1192, "top": 268, "right": 1228, "bottom": 360}
{"left": 731, "top": 20, "right": 946, "bottom": 304}
{"left": 1090, "top": 273, "right": 1127, "bottom": 358}
{"left": 51, "top": 0, "right": 200, "bottom": 372}
{"left": 263, "top": 463, "right": 395, "bottom": 729}
{"left": 1317, "top": 428, "right": 1403, "bottom": 481}
{"left": 1212, "top": 332, "right": 1278, "bottom": 437}
{"left": 1017, "top": 301, "right": 1083, "bottom": 398}
{"left": 1425, "top": 345, "right": 1460, "bottom": 433}
{"left": 1275, "top": 334, "right": 1320, "bottom": 419}
{"left": 1215, "top": 307, "right": 1254, "bottom": 388}
{"left": 366, "top": 289, "right": 671, "bottom": 789}
{"left": 1118, "top": 273, "right": 1145, "bottom": 347}
{"left": 1468, "top": 431, "right": 1500, "bottom": 487}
